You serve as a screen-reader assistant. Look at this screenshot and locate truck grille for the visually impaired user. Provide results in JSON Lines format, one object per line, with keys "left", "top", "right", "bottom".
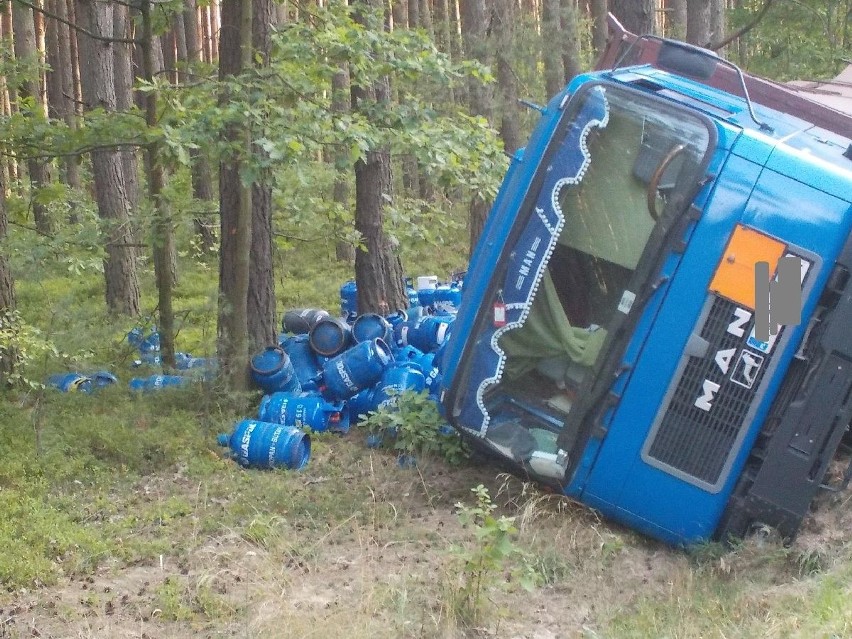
{"left": 644, "top": 296, "right": 773, "bottom": 490}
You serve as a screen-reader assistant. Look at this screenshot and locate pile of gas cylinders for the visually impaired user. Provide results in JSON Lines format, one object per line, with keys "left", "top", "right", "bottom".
{"left": 217, "top": 274, "right": 463, "bottom": 472}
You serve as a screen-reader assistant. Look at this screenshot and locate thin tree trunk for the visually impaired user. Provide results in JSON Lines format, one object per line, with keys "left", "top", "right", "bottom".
{"left": 173, "top": 11, "right": 188, "bottom": 82}
{"left": 590, "top": 0, "right": 608, "bottom": 54}
{"left": 686, "top": 0, "right": 712, "bottom": 46}
{"left": 211, "top": 0, "right": 220, "bottom": 59}
{"left": 669, "top": 0, "right": 688, "bottom": 38}
{"left": 141, "top": 0, "right": 175, "bottom": 367}
{"left": 65, "top": 0, "right": 81, "bottom": 116}
{"left": 0, "top": 166, "right": 16, "bottom": 385}
{"left": 113, "top": 2, "right": 140, "bottom": 247}
{"left": 218, "top": 0, "right": 253, "bottom": 387}
{"left": 560, "top": 0, "right": 581, "bottom": 83}
{"left": 609, "top": 0, "right": 655, "bottom": 35}
{"left": 391, "top": 0, "right": 407, "bottom": 28}
{"left": 542, "top": 0, "right": 564, "bottom": 98}
{"left": 48, "top": 0, "right": 81, "bottom": 189}
{"left": 13, "top": 0, "right": 53, "bottom": 235}
{"left": 408, "top": 0, "right": 419, "bottom": 30}
{"left": 184, "top": 0, "right": 201, "bottom": 60}
{"left": 76, "top": 0, "right": 140, "bottom": 316}
{"left": 2, "top": 4, "right": 18, "bottom": 185}
{"left": 710, "top": 0, "right": 725, "bottom": 50}
{"left": 460, "top": 0, "right": 492, "bottom": 252}
{"left": 494, "top": 0, "right": 521, "bottom": 153}
{"left": 248, "top": 0, "right": 276, "bottom": 351}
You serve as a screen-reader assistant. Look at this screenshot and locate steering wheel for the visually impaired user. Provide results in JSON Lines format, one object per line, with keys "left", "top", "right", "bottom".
{"left": 647, "top": 144, "right": 687, "bottom": 221}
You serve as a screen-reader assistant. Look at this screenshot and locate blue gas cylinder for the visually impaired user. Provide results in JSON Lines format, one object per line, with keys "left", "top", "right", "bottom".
{"left": 392, "top": 344, "right": 423, "bottom": 364}
{"left": 144, "top": 375, "right": 190, "bottom": 391}
{"left": 395, "top": 316, "right": 453, "bottom": 353}
{"left": 281, "top": 334, "right": 323, "bottom": 391}
{"left": 175, "top": 355, "right": 216, "bottom": 371}
{"left": 348, "top": 388, "right": 376, "bottom": 424}
{"left": 128, "top": 377, "right": 147, "bottom": 392}
{"left": 340, "top": 280, "right": 359, "bottom": 317}
{"left": 309, "top": 317, "right": 352, "bottom": 357}
{"left": 282, "top": 308, "right": 331, "bottom": 335}
{"left": 139, "top": 331, "right": 160, "bottom": 353}
{"left": 405, "top": 281, "right": 419, "bottom": 308}
{"left": 433, "top": 283, "right": 462, "bottom": 315}
{"left": 416, "top": 275, "right": 439, "bottom": 309}
{"left": 217, "top": 419, "right": 310, "bottom": 470}
{"left": 48, "top": 373, "right": 93, "bottom": 393}
{"left": 371, "top": 361, "right": 426, "bottom": 411}
{"left": 386, "top": 310, "right": 408, "bottom": 328}
{"left": 424, "top": 367, "right": 442, "bottom": 397}
{"left": 258, "top": 392, "right": 350, "bottom": 434}
{"left": 352, "top": 313, "right": 392, "bottom": 344}
{"left": 250, "top": 346, "right": 301, "bottom": 394}
{"left": 321, "top": 338, "right": 393, "bottom": 400}
{"left": 127, "top": 327, "right": 145, "bottom": 349}
{"left": 91, "top": 371, "right": 118, "bottom": 388}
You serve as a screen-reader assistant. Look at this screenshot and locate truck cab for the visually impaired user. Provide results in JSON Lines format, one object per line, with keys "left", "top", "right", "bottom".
{"left": 440, "top": 19, "right": 852, "bottom": 545}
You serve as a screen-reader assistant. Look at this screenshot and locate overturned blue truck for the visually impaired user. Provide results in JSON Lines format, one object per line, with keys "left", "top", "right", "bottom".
{"left": 439, "top": 17, "right": 852, "bottom": 545}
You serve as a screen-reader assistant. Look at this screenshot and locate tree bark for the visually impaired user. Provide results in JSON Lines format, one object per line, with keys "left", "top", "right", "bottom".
{"left": 609, "top": 0, "right": 655, "bottom": 35}
{"left": 542, "top": 0, "right": 564, "bottom": 98}
{"left": 141, "top": 0, "right": 175, "bottom": 367}
{"left": 686, "top": 0, "right": 712, "bottom": 46}
{"left": 76, "top": 0, "right": 140, "bottom": 316}
{"left": 590, "top": 0, "right": 608, "bottom": 55}
{"left": 709, "top": 0, "right": 725, "bottom": 50}
{"left": 46, "top": 0, "right": 81, "bottom": 189}
{"left": 351, "top": 0, "right": 406, "bottom": 314}
{"left": 218, "top": 0, "right": 253, "bottom": 387}
{"left": 13, "top": 0, "right": 53, "bottom": 235}
{"left": 391, "top": 0, "right": 407, "bottom": 28}
{"left": 669, "top": 0, "right": 688, "bottom": 38}
{"left": 560, "top": 0, "right": 581, "bottom": 83}
{"left": 65, "top": 0, "right": 81, "bottom": 115}
{"left": 248, "top": 0, "right": 276, "bottom": 351}
{"left": 460, "top": 0, "right": 493, "bottom": 253}
{"left": 0, "top": 166, "right": 15, "bottom": 386}
{"left": 113, "top": 2, "right": 140, "bottom": 247}
{"left": 494, "top": 0, "right": 521, "bottom": 154}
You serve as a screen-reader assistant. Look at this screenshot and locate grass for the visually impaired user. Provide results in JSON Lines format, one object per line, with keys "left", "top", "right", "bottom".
{"left": 1, "top": 225, "right": 851, "bottom": 637}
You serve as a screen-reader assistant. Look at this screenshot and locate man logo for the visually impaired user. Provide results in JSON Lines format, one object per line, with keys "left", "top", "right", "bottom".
{"left": 754, "top": 255, "right": 803, "bottom": 342}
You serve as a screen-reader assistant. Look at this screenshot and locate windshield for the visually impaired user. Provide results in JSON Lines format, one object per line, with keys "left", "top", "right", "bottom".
{"left": 454, "top": 83, "right": 713, "bottom": 482}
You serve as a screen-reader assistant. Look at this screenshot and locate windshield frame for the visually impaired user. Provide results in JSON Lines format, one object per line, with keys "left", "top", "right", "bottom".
{"left": 446, "top": 79, "right": 719, "bottom": 484}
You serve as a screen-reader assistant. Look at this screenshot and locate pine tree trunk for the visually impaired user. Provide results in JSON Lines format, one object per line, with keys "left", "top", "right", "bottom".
{"left": 590, "top": 0, "right": 608, "bottom": 54}
{"left": 494, "top": 0, "right": 520, "bottom": 154}
{"left": 460, "top": 0, "right": 493, "bottom": 252}
{"left": 173, "top": 12, "right": 188, "bottom": 82}
{"left": 686, "top": 0, "right": 711, "bottom": 46}
{"left": 669, "top": 0, "right": 688, "bottom": 38}
{"left": 76, "top": 0, "right": 140, "bottom": 316}
{"left": 248, "top": 0, "right": 277, "bottom": 351}
{"left": 218, "top": 0, "right": 253, "bottom": 387}
{"left": 0, "top": 166, "right": 15, "bottom": 386}
{"left": 709, "top": 0, "right": 725, "bottom": 49}
{"left": 351, "top": 0, "right": 406, "bottom": 314}
{"left": 541, "top": 0, "right": 564, "bottom": 98}
{"left": 609, "top": 0, "right": 656, "bottom": 35}
{"left": 12, "top": 0, "right": 53, "bottom": 235}
{"left": 560, "top": 0, "right": 581, "bottom": 83}
{"left": 113, "top": 2, "right": 140, "bottom": 245}
{"left": 65, "top": 0, "right": 81, "bottom": 116}
{"left": 141, "top": 0, "right": 176, "bottom": 367}
{"left": 46, "top": 0, "right": 81, "bottom": 189}
{"left": 210, "top": 0, "right": 220, "bottom": 59}
{"left": 391, "top": 0, "right": 407, "bottom": 28}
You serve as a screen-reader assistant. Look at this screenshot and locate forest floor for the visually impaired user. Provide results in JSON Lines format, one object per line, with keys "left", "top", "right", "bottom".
{"left": 0, "top": 387, "right": 851, "bottom": 639}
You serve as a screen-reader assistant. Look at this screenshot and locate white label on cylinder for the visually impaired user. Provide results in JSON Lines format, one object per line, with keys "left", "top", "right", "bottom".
{"left": 417, "top": 275, "right": 438, "bottom": 290}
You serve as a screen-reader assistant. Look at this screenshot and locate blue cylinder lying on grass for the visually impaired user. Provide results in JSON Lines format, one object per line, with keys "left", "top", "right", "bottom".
{"left": 281, "top": 334, "right": 322, "bottom": 391}
{"left": 250, "top": 346, "right": 301, "bottom": 395}
{"left": 48, "top": 373, "right": 93, "bottom": 393}
{"left": 129, "top": 374, "right": 190, "bottom": 392}
{"left": 282, "top": 308, "right": 331, "bottom": 335}
{"left": 309, "top": 317, "right": 352, "bottom": 357}
{"left": 258, "top": 392, "right": 350, "bottom": 434}
{"left": 218, "top": 419, "right": 310, "bottom": 470}
{"left": 370, "top": 361, "right": 426, "bottom": 411}
{"left": 321, "top": 338, "right": 393, "bottom": 400}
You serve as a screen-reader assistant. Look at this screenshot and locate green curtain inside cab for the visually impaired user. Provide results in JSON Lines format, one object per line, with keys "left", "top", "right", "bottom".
{"left": 500, "top": 104, "right": 653, "bottom": 381}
